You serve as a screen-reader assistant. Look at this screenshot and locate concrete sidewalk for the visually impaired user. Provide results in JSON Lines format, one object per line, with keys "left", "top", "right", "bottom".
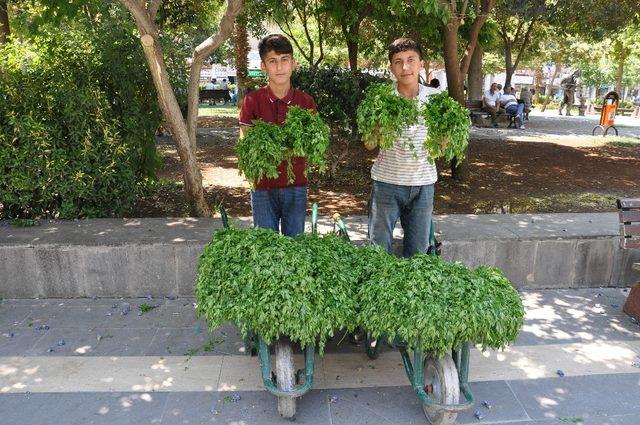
{"left": 1, "top": 288, "right": 640, "bottom": 424}
{"left": 2, "top": 213, "right": 639, "bottom": 298}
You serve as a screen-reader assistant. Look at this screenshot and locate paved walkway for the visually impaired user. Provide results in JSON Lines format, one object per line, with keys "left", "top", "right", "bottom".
{"left": 1, "top": 288, "right": 639, "bottom": 424}
{"left": 472, "top": 110, "right": 640, "bottom": 144}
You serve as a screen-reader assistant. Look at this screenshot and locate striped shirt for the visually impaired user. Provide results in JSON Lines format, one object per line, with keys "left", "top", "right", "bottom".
{"left": 371, "top": 83, "right": 440, "bottom": 186}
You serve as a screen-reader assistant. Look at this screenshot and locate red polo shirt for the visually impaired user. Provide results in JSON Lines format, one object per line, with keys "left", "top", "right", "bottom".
{"left": 239, "top": 85, "right": 317, "bottom": 190}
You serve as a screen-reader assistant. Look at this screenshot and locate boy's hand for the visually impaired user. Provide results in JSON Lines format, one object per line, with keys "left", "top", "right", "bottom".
{"left": 364, "top": 127, "right": 381, "bottom": 151}
{"left": 437, "top": 135, "right": 449, "bottom": 149}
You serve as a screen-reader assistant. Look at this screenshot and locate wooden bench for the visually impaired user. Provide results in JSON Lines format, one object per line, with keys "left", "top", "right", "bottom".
{"left": 466, "top": 100, "right": 517, "bottom": 128}
{"left": 593, "top": 105, "right": 635, "bottom": 116}
{"left": 199, "top": 89, "right": 231, "bottom": 105}
{"left": 617, "top": 198, "right": 640, "bottom": 320}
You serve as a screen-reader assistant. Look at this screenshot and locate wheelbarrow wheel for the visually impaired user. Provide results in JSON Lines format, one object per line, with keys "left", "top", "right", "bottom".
{"left": 275, "top": 340, "right": 297, "bottom": 419}
{"left": 422, "top": 353, "right": 459, "bottom": 425}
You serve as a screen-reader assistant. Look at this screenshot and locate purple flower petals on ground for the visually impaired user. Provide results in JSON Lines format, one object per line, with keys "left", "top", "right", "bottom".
{"left": 57, "top": 339, "right": 66, "bottom": 346}
{"left": 329, "top": 395, "right": 338, "bottom": 403}
{"left": 482, "top": 400, "right": 492, "bottom": 410}
{"left": 47, "top": 347, "right": 54, "bottom": 353}
{"left": 35, "top": 325, "right": 50, "bottom": 331}
{"left": 474, "top": 410, "right": 484, "bottom": 420}
{"left": 232, "top": 393, "right": 241, "bottom": 402}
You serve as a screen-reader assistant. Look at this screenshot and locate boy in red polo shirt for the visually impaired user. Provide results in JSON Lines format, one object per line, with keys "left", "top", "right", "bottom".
{"left": 239, "top": 34, "right": 317, "bottom": 237}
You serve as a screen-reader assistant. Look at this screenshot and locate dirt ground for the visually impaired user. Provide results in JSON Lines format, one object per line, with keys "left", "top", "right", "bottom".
{"left": 132, "top": 123, "right": 640, "bottom": 217}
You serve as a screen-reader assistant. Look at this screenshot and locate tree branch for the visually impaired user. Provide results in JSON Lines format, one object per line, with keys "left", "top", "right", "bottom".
{"left": 513, "top": 16, "right": 538, "bottom": 71}
{"left": 188, "top": 0, "right": 244, "bottom": 146}
{"left": 459, "top": 0, "right": 494, "bottom": 77}
{"left": 147, "top": 0, "right": 161, "bottom": 21}
{"left": 121, "top": 0, "right": 157, "bottom": 35}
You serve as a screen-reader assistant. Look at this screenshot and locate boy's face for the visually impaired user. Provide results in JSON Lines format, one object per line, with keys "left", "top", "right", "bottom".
{"left": 261, "top": 50, "right": 296, "bottom": 86}
{"left": 390, "top": 49, "right": 424, "bottom": 86}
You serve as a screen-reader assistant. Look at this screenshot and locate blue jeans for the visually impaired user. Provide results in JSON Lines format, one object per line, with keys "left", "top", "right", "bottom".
{"left": 368, "top": 180, "right": 435, "bottom": 257}
{"left": 506, "top": 103, "right": 525, "bottom": 122}
{"left": 251, "top": 186, "right": 307, "bottom": 237}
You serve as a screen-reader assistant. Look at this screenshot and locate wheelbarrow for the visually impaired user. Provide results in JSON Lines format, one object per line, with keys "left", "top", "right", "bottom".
{"left": 362, "top": 222, "right": 475, "bottom": 425}
{"left": 219, "top": 203, "right": 333, "bottom": 419}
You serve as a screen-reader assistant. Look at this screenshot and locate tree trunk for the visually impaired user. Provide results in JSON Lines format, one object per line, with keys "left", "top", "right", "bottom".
{"left": 504, "top": 40, "right": 514, "bottom": 87}
{"left": 234, "top": 12, "right": 250, "bottom": 107}
{"left": 139, "top": 34, "right": 211, "bottom": 216}
{"left": 468, "top": 44, "right": 483, "bottom": 100}
{"left": 442, "top": 21, "right": 464, "bottom": 103}
{"left": 533, "top": 66, "right": 544, "bottom": 102}
{"left": 122, "top": 0, "right": 242, "bottom": 217}
{"left": 541, "top": 63, "right": 560, "bottom": 112}
{"left": 615, "top": 57, "right": 624, "bottom": 95}
{"left": 347, "top": 40, "right": 358, "bottom": 71}
{"left": 0, "top": 0, "right": 9, "bottom": 45}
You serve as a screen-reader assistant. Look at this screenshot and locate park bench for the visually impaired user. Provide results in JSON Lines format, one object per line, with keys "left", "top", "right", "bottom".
{"left": 618, "top": 198, "right": 640, "bottom": 320}
{"left": 466, "top": 99, "right": 517, "bottom": 128}
{"left": 199, "top": 88, "right": 231, "bottom": 105}
{"left": 593, "top": 105, "right": 635, "bottom": 117}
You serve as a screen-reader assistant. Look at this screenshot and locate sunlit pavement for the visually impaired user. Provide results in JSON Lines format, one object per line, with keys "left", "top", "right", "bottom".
{"left": 1, "top": 288, "right": 639, "bottom": 424}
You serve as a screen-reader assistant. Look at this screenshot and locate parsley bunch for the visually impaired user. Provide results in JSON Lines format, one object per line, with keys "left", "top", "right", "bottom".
{"left": 236, "top": 120, "right": 286, "bottom": 186}
{"left": 357, "top": 253, "right": 524, "bottom": 354}
{"left": 195, "top": 227, "right": 358, "bottom": 353}
{"left": 356, "top": 83, "right": 419, "bottom": 149}
{"left": 236, "top": 107, "right": 330, "bottom": 188}
{"left": 420, "top": 92, "right": 470, "bottom": 165}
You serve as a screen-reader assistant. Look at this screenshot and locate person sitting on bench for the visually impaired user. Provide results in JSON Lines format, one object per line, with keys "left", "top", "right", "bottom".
{"left": 482, "top": 82, "right": 501, "bottom": 127}
{"left": 500, "top": 86, "right": 525, "bottom": 129}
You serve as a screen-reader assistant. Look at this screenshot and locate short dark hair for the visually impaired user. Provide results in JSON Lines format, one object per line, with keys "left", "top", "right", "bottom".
{"left": 258, "top": 34, "right": 294, "bottom": 61}
{"left": 388, "top": 38, "right": 423, "bottom": 62}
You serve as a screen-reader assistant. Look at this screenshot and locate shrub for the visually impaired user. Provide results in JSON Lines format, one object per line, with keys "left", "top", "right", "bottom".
{"left": 0, "top": 34, "right": 137, "bottom": 218}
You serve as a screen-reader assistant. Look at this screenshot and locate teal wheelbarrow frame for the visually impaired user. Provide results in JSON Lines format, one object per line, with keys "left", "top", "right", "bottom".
{"left": 219, "top": 204, "right": 320, "bottom": 419}
{"left": 362, "top": 221, "right": 475, "bottom": 425}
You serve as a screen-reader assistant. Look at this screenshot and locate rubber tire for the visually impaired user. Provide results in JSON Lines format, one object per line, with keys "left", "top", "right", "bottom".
{"left": 422, "top": 353, "right": 459, "bottom": 425}
{"left": 275, "top": 340, "right": 296, "bottom": 419}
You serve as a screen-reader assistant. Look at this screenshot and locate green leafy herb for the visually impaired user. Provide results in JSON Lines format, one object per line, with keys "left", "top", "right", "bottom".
{"left": 236, "top": 107, "right": 330, "bottom": 187}
{"left": 420, "top": 92, "right": 470, "bottom": 165}
{"left": 195, "top": 227, "right": 359, "bottom": 353}
{"left": 139, "top": 303, "right": 157, "bottom": 313}
{"left": 356, "top": 83, "right": 419, "bottom": 149}
{"left": 196, "top": 227, "right": 524, "bottom": 355}
{"left": 357, "top": 252, "right": 524, "bottom": 354}
{"left": 283, "top": 105, "right": 330, "bottom": 174}
{"left": 236, "top": 120, "right": 286, "bottom": 188}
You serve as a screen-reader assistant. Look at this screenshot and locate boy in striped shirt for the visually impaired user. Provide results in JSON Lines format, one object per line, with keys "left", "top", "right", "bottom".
{"left": 364, "top": 38, "right": 441, "bottom": 257}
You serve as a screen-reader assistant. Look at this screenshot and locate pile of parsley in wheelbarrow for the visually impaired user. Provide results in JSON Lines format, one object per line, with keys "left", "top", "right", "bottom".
{"left": 195, "top": 227, "right": 359, "bottom": 353}
{"left": 196, "top": 227, "right": 524, "bottom": 354}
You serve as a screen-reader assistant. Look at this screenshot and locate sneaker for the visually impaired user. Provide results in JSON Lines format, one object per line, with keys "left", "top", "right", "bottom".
{"left": 519, "top": 124, "right": 526, "bottom": 129}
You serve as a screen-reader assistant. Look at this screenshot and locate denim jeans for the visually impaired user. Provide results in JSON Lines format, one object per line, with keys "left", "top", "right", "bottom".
{"left": 250, "top": 186, "right": 307, "bottom": 237}
{"left": 368, "top": 180, "right": 435, "bottom": 257}
{"left": 505, "top": 103, "right": 525, "bottom": 121}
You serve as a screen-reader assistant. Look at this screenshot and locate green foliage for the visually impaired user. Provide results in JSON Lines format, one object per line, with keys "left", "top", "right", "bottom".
{"left": 292, "top": 66, "right": 385, "bottom": 137}
{"left": 0, "top": 35, "right": 138, "bottom": 219}
{"left": 236, "top": 120, "right": 287, "bottom": 184}
{"left": 196, "top": 227, "right": 525, "bottom": 354}
{"left": 195, "top": 227, "right": 359, "bottom": 352}
{"left": 356, "top": 83, "right": 419, "bottom": 149}
{"left": 282, "top": 105, "right": 330, "bottom": 171}
{"left": 357, "top": 252, "right": 524, "bottom": 354}
{"left": 236, "top": 107, "right": 330, "bottom": 187}
{"left": 421, "top": 92, "right": 471, "bottom": 165}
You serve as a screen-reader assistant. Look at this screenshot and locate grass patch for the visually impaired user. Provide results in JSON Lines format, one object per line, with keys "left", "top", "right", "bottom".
{"left": 603, "top": 136, "right": 640, "bottom": 147}
{"left": 139, "top": 303, "right": 158, "bottom": 313}
{"left": 198, "top": 104, "right": 239, "bottom": 117}
{"left": 472, "top": 192, "right": 618, "bottom": 214}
